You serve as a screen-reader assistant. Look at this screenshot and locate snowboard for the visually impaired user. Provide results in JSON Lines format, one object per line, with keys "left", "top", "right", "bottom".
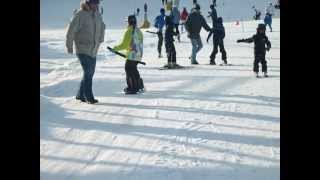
{"left": 107, "top": 46, "right": 146, "bottom": 65}
{"left": 219, "top": 63, "right": 232, "bottom": 66}
{"left": 205, "top": 63, "right": 232, "bottom": 66}
{"left": 123, "top": 88, "right": 146, "bottom": 95}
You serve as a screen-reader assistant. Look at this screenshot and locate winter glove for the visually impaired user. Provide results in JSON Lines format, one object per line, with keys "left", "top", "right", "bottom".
{"left": 266, "top": 47, "right": 270, "bottom": 51}
{"left": 237, "top": 39, "right": 243, "bottom": 43}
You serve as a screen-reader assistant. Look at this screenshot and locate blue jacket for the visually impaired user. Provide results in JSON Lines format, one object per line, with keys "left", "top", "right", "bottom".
{"left": 154, "top": 13, "right": 166, "bottom": 32}
{"left": 264, "top": 14, "right": 272, "bottom": 25}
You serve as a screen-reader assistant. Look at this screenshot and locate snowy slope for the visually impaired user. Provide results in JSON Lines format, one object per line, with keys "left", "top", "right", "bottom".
{"left": 40, "top": 16, "right": 280, "bottom": 180}
{"left": 41, "top": 0, "right": 279, "bottom": 29}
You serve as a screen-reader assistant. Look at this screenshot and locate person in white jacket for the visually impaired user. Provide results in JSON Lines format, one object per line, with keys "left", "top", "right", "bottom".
{"left": 66, "top": 0, "right": 105, "bottom": 104}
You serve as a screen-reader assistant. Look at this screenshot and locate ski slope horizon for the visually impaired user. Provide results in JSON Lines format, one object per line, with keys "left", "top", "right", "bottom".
{"left": 41, "top": 1, "right": 280, "bottom": 180}
{"left": 41, "top": 0, "right": 279, "bottom": 29}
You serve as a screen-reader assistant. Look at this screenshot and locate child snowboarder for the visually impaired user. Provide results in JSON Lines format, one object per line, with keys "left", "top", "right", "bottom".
{"left": 163, "top": 15, "right": 181, "bottom": 69}
{"left": 112, "top": 15, "right": 145, "bottom": 94}
{"left": 154, "top": 8, "right": 166, "bottom": 58}
{"left": 237, "top": 24, "right": 271, "bottom": 78}
{"left": 207, "top": 17, "right": 227, "bottom": 65}
{"left": 252, "top": 6, "right": 261, "bottom": 20}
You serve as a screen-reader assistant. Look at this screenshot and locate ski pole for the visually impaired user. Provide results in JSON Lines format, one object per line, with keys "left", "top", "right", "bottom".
{"left": 107, "top": 47, "right": 146, "bottom": 65}
{"left": 145, "top": 30, "right": 159, "bottom": 35}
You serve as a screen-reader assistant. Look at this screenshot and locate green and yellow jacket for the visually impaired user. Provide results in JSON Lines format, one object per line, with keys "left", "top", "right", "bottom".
{"left": 113, "top": 26, "right": 143, "bottom": 61}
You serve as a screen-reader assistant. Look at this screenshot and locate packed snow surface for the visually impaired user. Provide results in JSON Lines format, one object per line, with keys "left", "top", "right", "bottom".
{"left": 40, "top": 1, "right": 280, "bottom": 179}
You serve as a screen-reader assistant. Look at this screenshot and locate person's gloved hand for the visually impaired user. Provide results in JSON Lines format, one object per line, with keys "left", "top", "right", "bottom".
{"left": 236, "top": 39, "right": 241, "bottom": 43}
{"left": 67, "top": 47, "right": 73, "bottom": 54}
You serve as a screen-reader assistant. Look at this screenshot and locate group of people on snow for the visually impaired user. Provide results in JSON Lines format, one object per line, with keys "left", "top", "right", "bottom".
{"left": 66, "top": 0, "right": 276, "bottom": 103}
{"left": 252, "top": 2, "right": 276, "bottom": 32}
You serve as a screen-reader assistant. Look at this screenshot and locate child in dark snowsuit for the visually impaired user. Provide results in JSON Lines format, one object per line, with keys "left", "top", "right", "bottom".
{"left": 237, "top": 24, "right": 271, "bottom": 77}
{"left": 207, "top": 17, "right": 227, "bottom": 65}
{"left": 164, "top": 15, "right": 180, "bottom": 68}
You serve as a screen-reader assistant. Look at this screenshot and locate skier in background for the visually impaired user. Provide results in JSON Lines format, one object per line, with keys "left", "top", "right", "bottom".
{"left": 252, "top": 6, "right": 261, "bottom": 20}
{"left": 172, "top": 0, "right": 180, "bottom": 8}
{"left": 275, "top": 0, "right": 280, "bottom": 9}
{"left": 237, "top": 24, "right": 271, "bottom": 78}
{"left": 154, "top": 8, "right": 166, "bottom": 58}
{"left": 180, "top": 7, "right": 189, "bottom": 33}
{"left": 140, "top": 2, "right": 150, "bottom": 28}
{"left": 171, "top": 6, "right": 181, "bottom": 42}
{"left": 164, "top": 16, "right": 180, "bottom": 68}
{"left": 165, "top": 0, "right": 173, "bottom": 12}
{"left": 193, "top": 0, "right": 197, "bottom": 6}
{"left": 185, "top": 4, "right": 212, "bottom": 64}
{"left": 208, "top": 4, "right": 218, "bottom": 27}
{"left": 264, "top": 3, "right": 275, "bottom": 32}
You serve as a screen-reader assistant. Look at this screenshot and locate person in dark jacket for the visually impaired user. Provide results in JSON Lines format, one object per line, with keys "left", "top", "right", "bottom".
{"left": 237, "top": 24, "right": 271, "bottom": 77}
{"left": 171, "top": 6, "right": 181, "bottom": 42}
{"left": 207, "top": 17, "right": 227, "bottom": 65}
{"left": 163, "top": 15, "right": 181, "bottom": 68}
{"left": 154, "top": 8, "right": 166, "bottom": 58}
{"left": 193, "top": 0, "right": 197, "bottom": 6}
{"left": 185, "top": 4, "right": 211, "bottom": 64}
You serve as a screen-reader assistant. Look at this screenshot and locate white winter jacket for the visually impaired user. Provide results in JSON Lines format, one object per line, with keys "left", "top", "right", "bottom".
{"left": 66, "top": 9, "right": 105, "bottom": 58}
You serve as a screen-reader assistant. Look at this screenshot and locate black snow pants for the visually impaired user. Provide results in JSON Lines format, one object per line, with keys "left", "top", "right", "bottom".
{"left": 157, "top": 32, "right": 163, "bottom": 55}
{"left": 210, "top": 38, "right": 227, "bottom": 63}
{"left": 165, "top": 41, "right": 176, "bottom": 64}
{"left": 125, "top": 60, "right": 144, "bottom": 92}
{"left": 253, "top": 53, "right": 267, "bottom": 73}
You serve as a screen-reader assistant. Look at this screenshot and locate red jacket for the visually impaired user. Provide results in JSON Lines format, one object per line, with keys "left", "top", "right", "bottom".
{"left": 180, "top": 9, "right": 188, "bottom": 21}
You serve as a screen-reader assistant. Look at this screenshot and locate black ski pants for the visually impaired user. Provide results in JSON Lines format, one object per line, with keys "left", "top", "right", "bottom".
{"left": 125, "top": 60, "right": 143, "bottom": 91}
{"left": 254, "top": 53, "right": 267, "bottom": 73}
{"left": 210, "top": 38, "right": 227, "bottom": 63}
{"left": 157, "top": 32, "right": 163, "bottom": 55}
{"left": 165, "top": 41, "right": 176, "bottom": 64}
